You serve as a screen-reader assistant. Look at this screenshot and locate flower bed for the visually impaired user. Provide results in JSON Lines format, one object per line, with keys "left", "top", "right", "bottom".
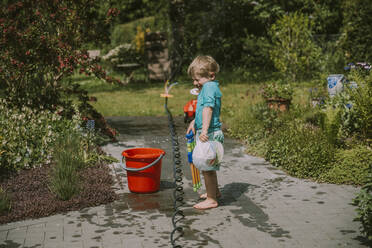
{"left": 0, "top": 161, "right": 118, "bottom": 224}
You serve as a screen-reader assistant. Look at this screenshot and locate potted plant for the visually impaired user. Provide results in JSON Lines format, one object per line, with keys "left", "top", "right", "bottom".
{"left": 262, "top": 82, "right": 293, "bottom": 111}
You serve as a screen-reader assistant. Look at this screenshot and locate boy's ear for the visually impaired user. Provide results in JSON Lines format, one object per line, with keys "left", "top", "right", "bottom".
{"left": 209, "top": 72, "right": 215, "bottom": 80}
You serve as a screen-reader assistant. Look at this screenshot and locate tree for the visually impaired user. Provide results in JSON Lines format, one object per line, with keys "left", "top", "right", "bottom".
{"left": 269, "top": 12, "right": 322, "bottom": 81}
{"left": 180, "top": 0, "right": 255, "bottom": 68}
{"left": 340, "top": 0, "right": 372, "bottom": 62}
{"left": 169, "top": 0, "right": 185, "bottom": 77}
{"left": 102, "top": 0, "right": 164, "bottom": 25}
{"left": 0, "top": 0, "right": 120, "bottom": 109}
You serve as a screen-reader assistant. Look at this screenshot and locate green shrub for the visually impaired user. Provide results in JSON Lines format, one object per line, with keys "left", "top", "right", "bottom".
{"left": 0, "top": 100, "right": 82, "bottom": 173}
{"left": 226, "top": 102, "right": 277, "bottom": 157}
{"left": 315, "top": 36, "right": 346, "bottom": 75}
{"left": 321, "top": 145, "right": 372, "bottom": 185}
{"left": 241, "top": 34, "right": 274, "bottom": 75}
{"left": 228, "top": 101, "right": 316, "bottom": 157}
{"left": 228, "top": 101, "right": 313, "bottom": 153}
{"left": 262, "top": 82, "right": 294, "bottom": 101}
{"left": 0, "top": 187, "right": 11, "bottom": 214}
{"left": 321, "top": 104, "right": 343, "bottom": 146}
{"left": 265, "top": 121, "right": 335, "bottom": 178}
{"left": 269, "top": 12, "right": 322, "bottom": 81}
{"left": 227, "top": 102, "right": 278, "bottom": 142}
{"left": 48, "top": 131, "right": 83, "bottom": 200}
{"left": 303, "top": 108, "right": 326, "bottom": 128}
{"left": 321, "top": 71, "right": 372, "bottom": 143}
{"left": 347, "top": 72, "right": 372, "bottom": 140}
{"left": 245, "top": 138, "right": 269, "bottom": 158}
{"left": 110, "top": 16, "right": 156, "bottom": 48}
{"left": 353, "top": 164, "right": 372, "bottom": 241}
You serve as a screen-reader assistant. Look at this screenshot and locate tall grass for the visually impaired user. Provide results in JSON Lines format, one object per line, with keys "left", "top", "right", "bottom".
{"left": 49, "top": 131, "right": 84, "bottom": 201}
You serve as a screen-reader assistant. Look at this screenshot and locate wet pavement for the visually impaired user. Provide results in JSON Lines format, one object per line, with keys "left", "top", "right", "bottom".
{"left": 0, "top": 116, "right": 370, "bottom": 248}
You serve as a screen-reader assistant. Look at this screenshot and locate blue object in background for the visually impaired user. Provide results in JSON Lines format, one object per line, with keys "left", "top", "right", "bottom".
{"left": 346, "top": 103, "right": 353, "bottom": 109}
{"left": 327, "top": 74, "right": 346, "bottom": 97}
{"left": 87, "top": 119, "right": 95, "bottom": 130}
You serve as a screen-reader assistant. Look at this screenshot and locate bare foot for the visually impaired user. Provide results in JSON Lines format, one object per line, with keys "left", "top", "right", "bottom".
{"left": 199, "top": 192, "right": 221, "bottom": 199}
{"left": 193, "top": 199, "right": 218, "bottom": 210}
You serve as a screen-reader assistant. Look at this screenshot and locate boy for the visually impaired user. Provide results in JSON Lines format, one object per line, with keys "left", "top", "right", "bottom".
{"left": 186, "top": 55, "right": 224, "bottom": 210}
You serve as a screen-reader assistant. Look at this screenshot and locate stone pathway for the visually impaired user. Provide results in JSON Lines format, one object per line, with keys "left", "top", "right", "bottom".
{"left": 0, "top": 116, "right": 369, "bottom": 248}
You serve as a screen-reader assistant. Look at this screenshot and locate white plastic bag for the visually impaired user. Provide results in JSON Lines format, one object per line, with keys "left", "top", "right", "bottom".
{"left": 192, "top": 138, "right": 224, "bottom": 169}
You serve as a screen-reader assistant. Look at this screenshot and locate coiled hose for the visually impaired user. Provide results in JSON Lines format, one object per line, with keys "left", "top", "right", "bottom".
{"left": 165, "top": 97, "right": 185, "bottom": 248}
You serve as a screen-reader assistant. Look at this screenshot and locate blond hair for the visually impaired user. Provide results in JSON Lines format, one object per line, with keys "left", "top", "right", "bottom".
{"left": 187, "top": 55, "right": 220, "bottom": 79}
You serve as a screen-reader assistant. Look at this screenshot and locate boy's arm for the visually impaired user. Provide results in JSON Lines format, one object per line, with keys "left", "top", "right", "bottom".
{"left": 187, "top": 119, "right": 195, "bottom": 135}
{"left": 200, "top": 106, "right": 213, "bottom": 142}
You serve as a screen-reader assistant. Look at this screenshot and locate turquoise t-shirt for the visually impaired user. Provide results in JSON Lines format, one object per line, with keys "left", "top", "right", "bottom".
{"left": 194, "top": 80, "right": 222, "bottom": 132}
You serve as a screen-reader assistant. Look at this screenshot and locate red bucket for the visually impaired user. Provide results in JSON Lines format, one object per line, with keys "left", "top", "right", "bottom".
{"left": 121, "top": 148, "right": 165, "bottom": 193}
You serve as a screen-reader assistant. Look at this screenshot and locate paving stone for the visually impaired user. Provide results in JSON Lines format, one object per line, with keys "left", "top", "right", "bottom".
{"left": 122, "top": 238, "right": 143, "bottom": 248}
{"left": 101, "top": 236, "right": 122, "bottom": 248}
{"left": 0, "top": 239, "right": 23, "bottom": 248}
{"left": 0, "top": 224, "right": 16, "bottom": 232}
{"left": 64, "top": 239, "right": 84, "bottom": 248}
{"left": 6, "top": 226, "right": 27, "bottom": 246}
{"left": 0, "top": 230, "right": 7, "bottom": 242}
{"left": 83, "top": 237, "right": 103, "bottom": 248}
{"left": 44, "top": 221, "right": 63, "bottom": 243}
{"left": 24, "top": 223, "right": 45, "bottom": 248}
{"left": 42, "top": 242, "right": 64, "bottom": 248}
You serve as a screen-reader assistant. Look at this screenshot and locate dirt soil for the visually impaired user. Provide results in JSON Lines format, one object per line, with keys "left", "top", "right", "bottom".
{"left": 0, "top": 162, "right": 118, "bottom": 224}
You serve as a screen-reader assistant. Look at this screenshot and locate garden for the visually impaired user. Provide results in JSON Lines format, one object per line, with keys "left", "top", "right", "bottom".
{"left": 0, "top": 0, "right": 371, "bottom": 242}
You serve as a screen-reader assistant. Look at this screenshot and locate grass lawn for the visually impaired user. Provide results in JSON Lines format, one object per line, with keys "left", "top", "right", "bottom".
{"left": 73, "top": 72, "right": 318, "bottom": 128}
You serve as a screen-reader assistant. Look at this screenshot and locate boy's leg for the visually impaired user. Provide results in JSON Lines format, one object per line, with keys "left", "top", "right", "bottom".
{"left": 199, "top": 175, "right": 221, "bottom": 199}
{"left": 193, "top": 170, "right": 219, "bottom": 209}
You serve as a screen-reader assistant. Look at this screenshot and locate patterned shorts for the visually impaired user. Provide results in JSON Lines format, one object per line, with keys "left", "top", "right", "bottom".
{"left": 195, "top": 129, "right": 224, "bottom": 171}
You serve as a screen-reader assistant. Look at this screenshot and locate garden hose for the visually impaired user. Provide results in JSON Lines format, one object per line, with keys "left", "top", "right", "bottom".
{"left": 164, "top": 96, "right": 186, "bottom": 248}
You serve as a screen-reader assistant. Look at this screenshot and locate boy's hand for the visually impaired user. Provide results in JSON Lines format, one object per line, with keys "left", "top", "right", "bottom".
{"left": 186, "top": 119, "right": 195, "bottom": 136}
{"left": 199, "top": 131, "right": 209, "bottom": 142}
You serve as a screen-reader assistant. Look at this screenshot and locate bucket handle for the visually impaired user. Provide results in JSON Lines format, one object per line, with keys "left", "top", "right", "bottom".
{"left": 120, "top": 153, "right": 165, "bottom": 172}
